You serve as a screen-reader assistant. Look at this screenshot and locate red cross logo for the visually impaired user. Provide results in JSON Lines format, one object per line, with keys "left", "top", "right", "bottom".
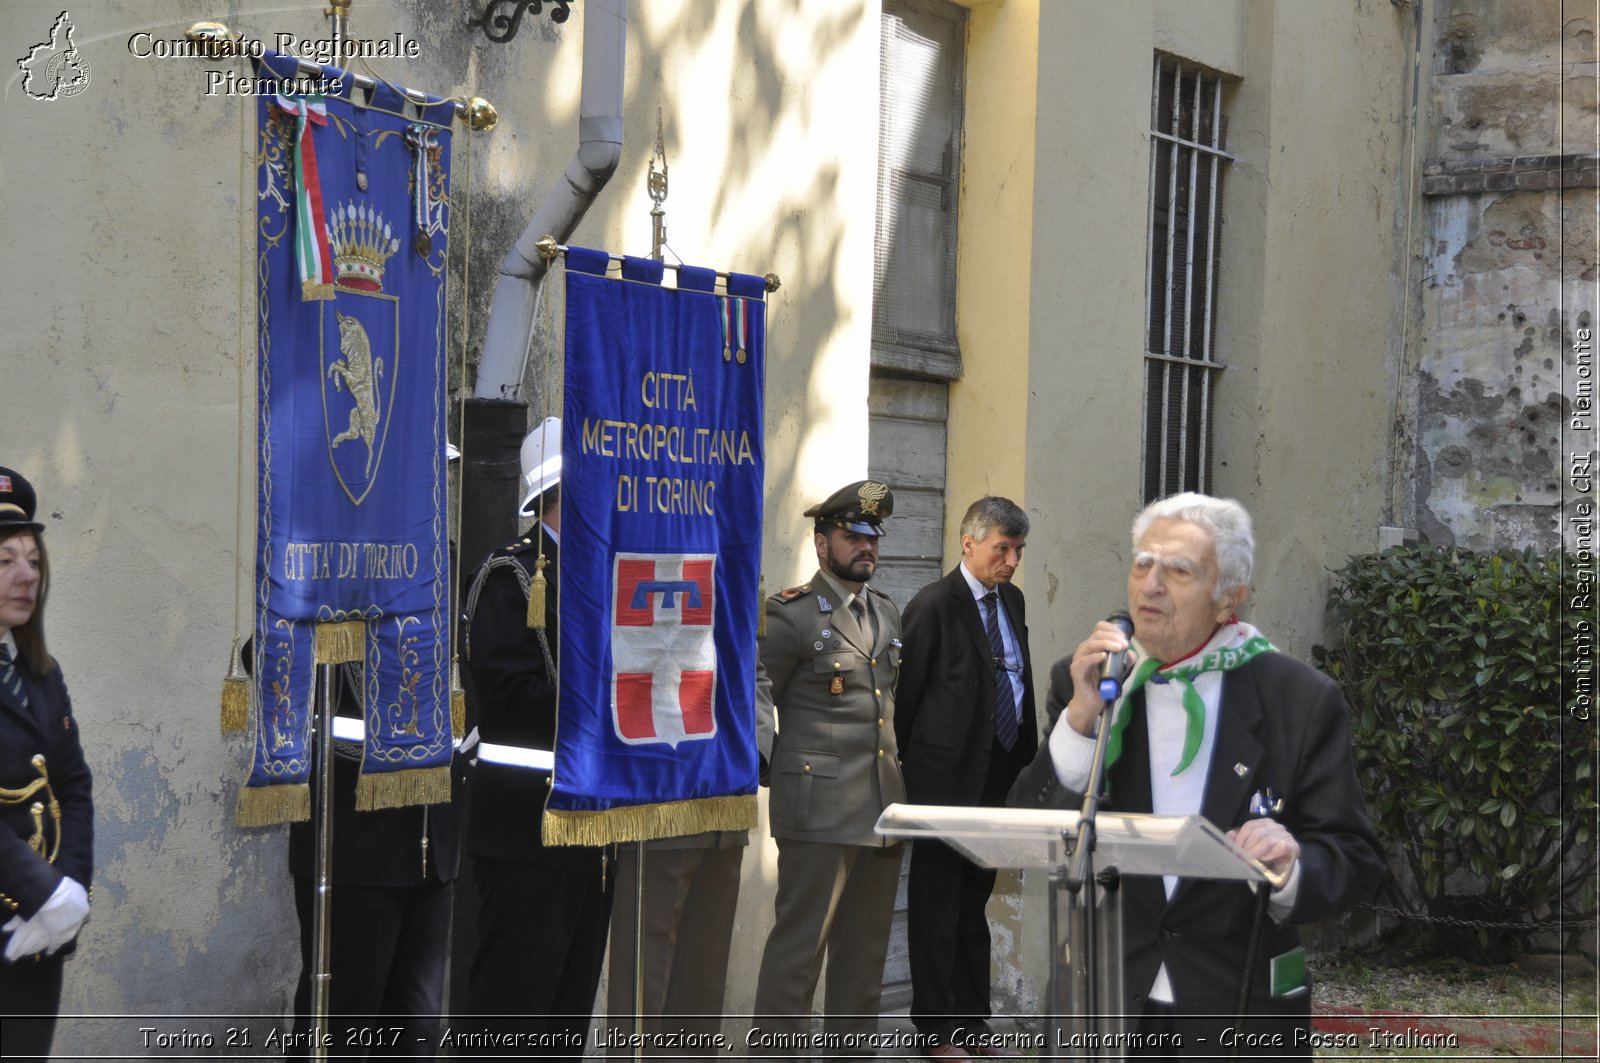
{"left": 611, "top": 552, "right": 717, "bottom": 746}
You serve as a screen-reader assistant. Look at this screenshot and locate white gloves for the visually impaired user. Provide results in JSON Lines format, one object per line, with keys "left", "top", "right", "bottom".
{"left": 3, "top": 876, "right": 89, "bottom": 962}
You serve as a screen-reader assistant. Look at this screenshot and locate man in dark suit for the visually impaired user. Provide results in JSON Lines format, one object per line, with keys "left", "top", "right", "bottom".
{"left": 896, "top": 496, "right": 1037, "bottom": 1059}
{"left": 463, "top": 417, "right": 613, "bottom": 1060}
{"left": 1009, "top": 492, "right": 1386, "bottom": 1057}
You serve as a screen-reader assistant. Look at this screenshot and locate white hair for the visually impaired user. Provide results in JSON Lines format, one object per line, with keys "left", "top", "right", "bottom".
{"left": 1131, "top": 492, "right": 1254, "bottom": 601}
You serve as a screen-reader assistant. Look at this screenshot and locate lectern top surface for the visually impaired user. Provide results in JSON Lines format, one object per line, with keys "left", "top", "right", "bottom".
{"left": 874, "top": 803, "right": 1271, "bottom": 881}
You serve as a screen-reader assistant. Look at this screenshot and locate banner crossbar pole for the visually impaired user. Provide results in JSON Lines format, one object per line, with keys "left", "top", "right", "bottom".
{"left": 534, "top": 236, "right": 782, "bottom": 294}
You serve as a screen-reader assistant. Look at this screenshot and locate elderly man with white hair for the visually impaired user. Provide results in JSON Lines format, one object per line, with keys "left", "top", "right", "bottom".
{"left": 1011, "top": 492, "right": 1386, "bottom": 1059}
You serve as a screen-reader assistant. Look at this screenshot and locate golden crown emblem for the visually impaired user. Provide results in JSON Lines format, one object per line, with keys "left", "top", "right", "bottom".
{"left": 327, "top": 202, "right": 402, "bottom": 291}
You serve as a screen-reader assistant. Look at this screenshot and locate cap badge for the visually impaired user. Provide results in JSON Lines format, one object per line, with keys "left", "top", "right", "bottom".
{"left": 858, "top": 481, "right": 888, "bottom": 515}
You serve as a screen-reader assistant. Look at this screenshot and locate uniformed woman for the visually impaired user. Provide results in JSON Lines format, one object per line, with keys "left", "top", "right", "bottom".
{"left": 0, "top": 467, "right": 93, "bottom": 1063}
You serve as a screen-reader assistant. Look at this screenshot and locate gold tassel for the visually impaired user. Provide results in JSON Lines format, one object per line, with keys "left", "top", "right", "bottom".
{"left": 234, "top": 782, "right": 311, "bottom": 827}
{"left": 314, "top": 620, "right": 365, "bottom": 664}
{"left": 355, "top": 765, "right": 453, "bottom": 811}
{"left": 541, "top": 794, "right": 758, "bottom": 847}
{"left": 220, "top": 638, "right": 251, "bottom": 735}
{"left": 757, "top": 574, "right": 767, "bottom": 638}
{"left": 450, "top": 655, "right": 466, "bottom": 738}
{"left": 527, "top": 554, "right": 548, "bottom": 629}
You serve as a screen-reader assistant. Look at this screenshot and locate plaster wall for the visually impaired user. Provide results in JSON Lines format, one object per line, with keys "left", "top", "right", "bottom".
{"left": 1, "top": 0, "right": 884, "bottom": 1050}
{"left": 1008, "top": 0, "right": 1410, "bottom": 1016}
{"left": 1212, "top": 0, "right": 1412, "bottom": 654}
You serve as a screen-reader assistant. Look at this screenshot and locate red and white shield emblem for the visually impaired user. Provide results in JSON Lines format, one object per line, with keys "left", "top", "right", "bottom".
{"left": 612, "top": 552, "right": 717, "bottom": 747}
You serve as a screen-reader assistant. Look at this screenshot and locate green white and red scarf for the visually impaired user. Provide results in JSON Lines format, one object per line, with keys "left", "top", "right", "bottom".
{"left": 1103, "top": 621, "right": 1277, "bottom": 776}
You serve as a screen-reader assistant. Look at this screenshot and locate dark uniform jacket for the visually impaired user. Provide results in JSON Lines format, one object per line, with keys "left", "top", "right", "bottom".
{"left": 465, "top": 535, "right": 599, "bottom": 871}
{"left": 1009, "top": 652, "right": 1386, "bottom": 1037}
{"left": 286, "top": 663, "right": 466, "bottom": 887}
{"left": 0, "top": 651, "right": 92, "bottom": 948}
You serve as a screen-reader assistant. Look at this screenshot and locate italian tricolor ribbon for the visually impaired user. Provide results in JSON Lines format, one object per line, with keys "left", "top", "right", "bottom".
{"left": 1103, "top": 626, "right": 1278, "bottom": 776}
{"left": 274, "top": 94, "right": 334, "bottom": 301}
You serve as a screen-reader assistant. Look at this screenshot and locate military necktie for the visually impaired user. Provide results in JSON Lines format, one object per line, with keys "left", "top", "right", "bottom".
{"left": 982, "top": 592, "right": 1018, "bottom": 750}
{"left": 0, "top": 643, "right": 28, "bottom": 711}
{"left": 851, "top": 596, "right": 876, "bottom": 647}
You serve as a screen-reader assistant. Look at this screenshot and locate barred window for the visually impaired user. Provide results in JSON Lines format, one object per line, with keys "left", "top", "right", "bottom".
{"left": 1143, "top": 57, "right": 1232, "bottom": 503}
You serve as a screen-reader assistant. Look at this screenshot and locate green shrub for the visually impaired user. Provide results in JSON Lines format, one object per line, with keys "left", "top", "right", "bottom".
{"left": 1313, "top": 546, "right": 1597, "bottom": 961}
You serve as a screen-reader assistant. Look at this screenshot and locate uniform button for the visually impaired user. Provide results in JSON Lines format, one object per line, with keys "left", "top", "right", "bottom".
{"left": 878, "top": 718, "right": 884, "bottom": 727}
{"left": 874, "top": 688, "right": 882, "bottom": 697}
{"left": 833, "top": 661, "right": 842, "bottom": 670}
{"left": 803, "top": 763, "right": 812, "bottom": 773}
{"left": 871, "top": 658, "right": 878, "bottom": 665}
{"left": 877, "top": 749, "right": 885, "bottom": 758}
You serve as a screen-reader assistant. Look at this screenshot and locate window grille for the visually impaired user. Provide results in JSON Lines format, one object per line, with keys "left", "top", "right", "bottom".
{"left": 1143, "top": 57, "right": 1233, "bottom": 502}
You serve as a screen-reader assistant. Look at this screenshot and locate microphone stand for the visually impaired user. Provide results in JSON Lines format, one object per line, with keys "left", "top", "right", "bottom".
{"left": 1058, "top": 687, "right": 1118, "bottom": 1045}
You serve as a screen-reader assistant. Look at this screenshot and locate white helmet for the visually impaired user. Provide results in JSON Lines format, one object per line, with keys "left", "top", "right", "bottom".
{"left": 518, "top": 416, "right": 562, "bottom": 518}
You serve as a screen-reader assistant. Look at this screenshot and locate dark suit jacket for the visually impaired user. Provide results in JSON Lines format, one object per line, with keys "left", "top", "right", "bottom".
{"left": 896, "top": 566, "right": 1037, "bottom": 805}
{"left": 465, "top": 534, "right": 599, "bottom": 872}
{"left": 0, "top": 651, "right": 93, "bottom": 940}
{"left": 1010, "top": 651, "right": 1386, "bottom": 1027}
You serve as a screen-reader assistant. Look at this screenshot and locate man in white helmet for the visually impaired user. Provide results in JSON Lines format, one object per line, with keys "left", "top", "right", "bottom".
{"left": 462, "top": 417, "right": 613, "bottom": 1059}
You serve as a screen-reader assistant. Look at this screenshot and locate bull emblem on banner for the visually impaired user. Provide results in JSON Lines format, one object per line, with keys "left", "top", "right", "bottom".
{"left": 322, "top": 201, "right": 401, "bottom": 505}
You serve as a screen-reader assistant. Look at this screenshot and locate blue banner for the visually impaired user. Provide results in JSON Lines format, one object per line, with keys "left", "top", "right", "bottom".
{"left": 238, "top": 54, "right": 455, "bottom": 826}
{"left": 545, "top": 251, "right": 766, "bottom": 844}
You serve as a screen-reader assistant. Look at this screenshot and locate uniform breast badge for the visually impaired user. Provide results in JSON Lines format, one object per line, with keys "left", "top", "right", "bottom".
{"left": 829, "top": 675, "right": 845, "bottom": 697}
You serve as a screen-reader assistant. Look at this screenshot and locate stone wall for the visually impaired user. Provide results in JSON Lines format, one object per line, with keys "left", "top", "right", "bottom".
{"left": 1411, "top": 0, "right": 1597, "bottom": 550}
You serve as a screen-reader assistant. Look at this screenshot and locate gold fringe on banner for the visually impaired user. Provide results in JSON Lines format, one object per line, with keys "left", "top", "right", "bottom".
{"left": 302, "top": 281, "right": 335, "bottom": 301}
{"left": 355, "top": 765, "right": 453, "bottom": 812}
{"left": 314, "top": 620, "right": 366, "bottom": 664}
{"left": 542, "top": 793, "right": 758, "bottom": 847}
{"left": 234, "top": 782, "right": 311, "bottom": 827}
{"left": 527, "top": 555, "right": 548, "bottom": 629}
{"left": 219, "top": 639, "right": 251, "bottom": 735}
{"left": 450, "top": 656, "right": 466, "bottom": 738}
{"left": 757, "top": 574, "right": 767, "bottom": 638}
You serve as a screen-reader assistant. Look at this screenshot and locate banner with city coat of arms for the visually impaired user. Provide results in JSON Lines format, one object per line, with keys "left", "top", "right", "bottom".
{"left": 237, "top": 53, "right": 455, "bottom": 826}
{"left": 544, "top": 249, "right": 766, "bottom": 845}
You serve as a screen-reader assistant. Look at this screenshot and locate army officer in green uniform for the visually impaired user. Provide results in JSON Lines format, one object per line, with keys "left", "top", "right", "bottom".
{"left": 752, "top": 481, "right": 907, "bottom": 1054}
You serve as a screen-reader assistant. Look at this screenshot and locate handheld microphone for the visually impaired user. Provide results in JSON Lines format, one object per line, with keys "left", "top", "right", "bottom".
{"left": 1097, "top": 610, "right": 1136, "bottom": 701}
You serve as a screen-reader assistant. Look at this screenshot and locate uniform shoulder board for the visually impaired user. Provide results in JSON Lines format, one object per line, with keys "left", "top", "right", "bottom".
{"left": 772, "top": 583, "right": 811, "bottom": 603}
{"left": 504, "top": 535, "right": 545, "bottom": 557}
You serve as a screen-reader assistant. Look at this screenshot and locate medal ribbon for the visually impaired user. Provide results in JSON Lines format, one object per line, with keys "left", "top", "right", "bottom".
{"left": 273, "top": 94, "right": 333, "bottom": 299}
{"left": 1102, "top": 632, "right": 1277, "bottom": 776}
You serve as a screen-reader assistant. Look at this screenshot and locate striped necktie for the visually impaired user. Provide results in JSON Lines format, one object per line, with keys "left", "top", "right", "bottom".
{"left": 982, "top": 592, "right": 1018, "bottom": 750}
{"left": 0, "top": 643, "right": 28, "bottom": 710}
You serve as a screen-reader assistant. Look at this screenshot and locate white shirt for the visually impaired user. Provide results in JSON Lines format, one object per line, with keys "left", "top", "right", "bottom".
{"left": 959, "top": 563, "right": 1026, "bottom": 713}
